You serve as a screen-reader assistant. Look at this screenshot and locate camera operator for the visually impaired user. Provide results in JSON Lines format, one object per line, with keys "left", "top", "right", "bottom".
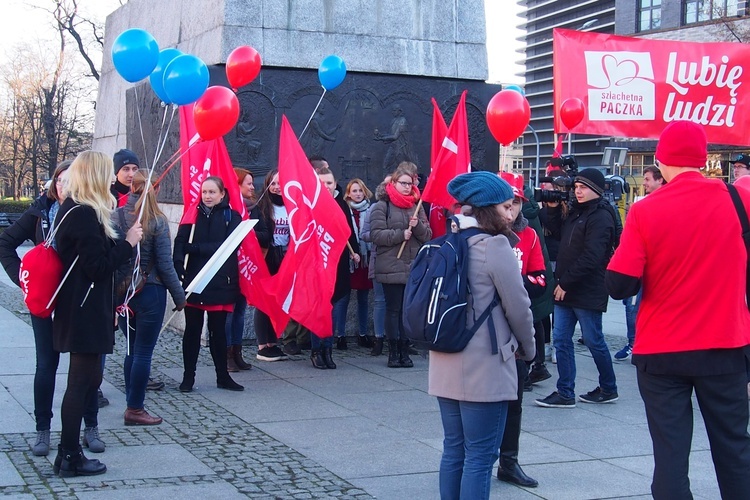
{"left": 535, "top": 168, "right": 619, "bottom": 408}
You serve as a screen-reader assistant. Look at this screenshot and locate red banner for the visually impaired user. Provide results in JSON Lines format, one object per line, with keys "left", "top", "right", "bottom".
{"left": 553, "top": 28, "right": 750, "bottom": 146}
{"left": 178, "top": 105, "right": 288, "bottom": 332}
{"left": 263, "top": 116, "right": 350, "bottom": 336}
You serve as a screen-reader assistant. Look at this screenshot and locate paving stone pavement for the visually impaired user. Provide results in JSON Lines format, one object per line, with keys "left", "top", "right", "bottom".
{"left": 0, "top": 266, "right": 738, "bottom": 499}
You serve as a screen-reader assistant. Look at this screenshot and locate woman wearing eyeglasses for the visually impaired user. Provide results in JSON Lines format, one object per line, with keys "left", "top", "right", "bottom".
{"left": 0, "top": 160, "right": 74, "bottom": 457}
{"left": 369, "top": 161, "right": 432, "bottom": 368}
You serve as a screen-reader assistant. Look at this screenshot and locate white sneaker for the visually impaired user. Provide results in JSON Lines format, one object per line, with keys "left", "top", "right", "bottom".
{"left": 544, "top": 344, "right": 552, "bottom": 362}
{"left": 550, "top": 346, "right": 557, "bottom": 364}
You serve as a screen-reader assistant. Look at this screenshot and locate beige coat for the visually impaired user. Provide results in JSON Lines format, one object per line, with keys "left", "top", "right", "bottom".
{"left": 428, "top": 215, "right": 535, "bottom": 402}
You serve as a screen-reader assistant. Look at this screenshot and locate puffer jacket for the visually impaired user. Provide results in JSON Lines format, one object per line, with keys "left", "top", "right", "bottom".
{"left": 113, "top": 193, "right": 186, "bottom": 307}
{"left": 428, "top": 213, "right": 535, "bottom": 402}
{"left": 369, "top": 191, "right": 431, "bottom": 284}
{"left": 173, "top": 196, "right": 242, "bottom": 306}
{"left": 547, "top": 197, "right": 616, "bottom": 312}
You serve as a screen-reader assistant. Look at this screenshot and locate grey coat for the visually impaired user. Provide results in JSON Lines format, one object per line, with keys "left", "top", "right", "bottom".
{"left": 369, "top": 193, "right": 431, "bottom": 284}
{"left": 113, "top": 194, "right": 186, "bottom": 307}
{"left": 428, "top": 215, "right": 535, "bottom": 403}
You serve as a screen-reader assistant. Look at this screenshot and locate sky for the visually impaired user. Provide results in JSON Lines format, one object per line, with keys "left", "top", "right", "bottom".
{"left": 1, "top": 0, "right": 525, "bottom": 84}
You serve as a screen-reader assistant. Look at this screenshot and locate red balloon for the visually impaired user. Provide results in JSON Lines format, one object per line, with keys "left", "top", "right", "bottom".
{"left": 560, "top": 98, "right": 585, "bottom": 130}
{"left": 193, "top": 86, "right": 240, "bottom": 141}
{"left": 226, "top": 46, "right": 262, "bottom": 90}
{"left": 486, "top": 90, "right": 531, "bottom": 146}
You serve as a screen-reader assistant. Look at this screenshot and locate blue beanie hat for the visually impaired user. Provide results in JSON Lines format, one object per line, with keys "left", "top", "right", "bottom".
{"left": 448, "top": 171, "right": 515, "bottom": 207}
{"left": 113, "top": 148, "right": 140, "bottom": 174}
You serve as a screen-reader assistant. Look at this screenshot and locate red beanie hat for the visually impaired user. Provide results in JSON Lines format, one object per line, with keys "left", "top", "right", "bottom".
{"left": 655, "top": 121, "right": 707, "bottom": 168}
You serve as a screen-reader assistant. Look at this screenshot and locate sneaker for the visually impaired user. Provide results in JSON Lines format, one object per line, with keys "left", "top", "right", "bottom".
{"left": 282, "top": 341, "right": 301, "bottom": 356}
{"left": 578, "top": 387, "right": 619, "bottom": 404}
{"left": 544, "top": 344, "right": 552, "bottom": 362}
{"left": 550, "top": 347, "right": 557, "bottom": 364}
{"left": 83, "top": 426, "right": 105, "bottom": 453}
{"left": 96, "top": 389, "right": 109, "bottom": 408}
{"left": 528, "top": 364, "right": 552, "bottom": 384}
{"left": 257, "top": 346, "right": 285, "bottom": 362}
{"left": 32, "top": 429, "right": 50, "bottom": 456}
{"left": 270, "top": 345, "right": 288, "bottom": 359}
{"left": 336, "top": 337, "right": 348, "bottom": 350}
{"left": 146, "top": 378, "right": 165, "bottom": 391}
{"left": 614, "top": 344, "right": 633, "bottom": 361}
{"left": 535, "top": 391, "right": 576, "bottom": 408}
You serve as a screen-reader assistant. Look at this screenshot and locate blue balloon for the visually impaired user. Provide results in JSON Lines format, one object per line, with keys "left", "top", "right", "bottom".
{"left": 162, "top": 55, "right": 210, "bottom": 106}
{"left": 504, "top": 84, "right": 525, "bottom": 96}
{"left": 318, "top": 55, "right": 347, "bottom": 91}
{"left": 149, "top": 48, "right": 183, "bottom": 104}
{"left": 111, "top": 29, "right": 159, "bottom": 83}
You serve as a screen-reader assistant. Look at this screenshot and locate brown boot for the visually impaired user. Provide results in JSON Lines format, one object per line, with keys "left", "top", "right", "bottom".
{"left": 124, "top": 408, "right": 163, "bottom": 426}
{"left": 233, "top": 344, "right": 252, "bottom": 370}
{"left": 227, "top": 346, "right": 240, "bottom": 373}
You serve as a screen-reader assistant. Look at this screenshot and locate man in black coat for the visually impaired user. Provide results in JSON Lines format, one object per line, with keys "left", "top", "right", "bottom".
{"left": 535, "top": 168, "right": 618, "bottom": 408}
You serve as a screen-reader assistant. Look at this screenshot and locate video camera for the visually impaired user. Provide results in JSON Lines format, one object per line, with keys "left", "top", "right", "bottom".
{"left": 533, "top": 155, "right": 578, "bottom": 203}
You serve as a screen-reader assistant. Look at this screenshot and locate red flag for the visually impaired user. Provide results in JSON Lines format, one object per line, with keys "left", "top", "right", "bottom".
{"left": 421, "top": 90, "right": 471, "bottom": 211}
{"left": 263, "top": 116, "right": 350, "bottom": 336}
{"left": 426, "top": 98, "right": 449, "bottom": 238}
{"left": 178, "top": 105, "right": 289, "bottom": 332}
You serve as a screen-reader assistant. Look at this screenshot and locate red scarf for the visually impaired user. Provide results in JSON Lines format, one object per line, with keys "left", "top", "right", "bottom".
{"left": 386, "top": 182, "right": 420, "bottom": 209}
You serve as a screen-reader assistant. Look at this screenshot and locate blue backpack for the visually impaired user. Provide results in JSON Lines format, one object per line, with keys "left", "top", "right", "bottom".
{"left": 402, "top": 220, "right": 501, "bottom": 354}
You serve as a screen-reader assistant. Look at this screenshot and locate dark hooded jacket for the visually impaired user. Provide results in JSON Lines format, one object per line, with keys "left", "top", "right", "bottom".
{"left": 0, "top": 195, "right": 54, "bottom": 288}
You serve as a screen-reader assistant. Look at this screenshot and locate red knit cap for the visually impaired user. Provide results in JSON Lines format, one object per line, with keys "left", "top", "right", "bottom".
{"left": 655, "top": 121, "right": 707, "bottom": 168}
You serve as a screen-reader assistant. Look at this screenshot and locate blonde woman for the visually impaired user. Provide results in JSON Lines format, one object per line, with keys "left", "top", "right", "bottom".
{"left": 53, "top": 151, "right": 143, "bottom": 477}
{"left": 113, "top": 171, "right": 186, "bottom": 426}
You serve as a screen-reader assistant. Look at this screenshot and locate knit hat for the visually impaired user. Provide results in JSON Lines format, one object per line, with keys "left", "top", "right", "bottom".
{"left": 500, "top": 172, "right": 528, "bottom": 201}
{"left": 448, "top": 171, "right": 514, "bottom": 207}
{"left": 113, "top": 149, "right": 140, "bottom": 174}
{"left": 574, "top": 168, "right": 605, "bottom": 196}
{"left": 655, "top": 121, "right": 707, "bottom": 168}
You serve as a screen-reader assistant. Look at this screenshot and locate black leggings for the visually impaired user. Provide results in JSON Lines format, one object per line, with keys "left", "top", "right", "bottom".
{"left": 61, "top": 353, "right": 102, "bottom": 450}
{"left": 382, "top": 283, "right": 406, "bottom": 341}
{"left": 183, "top": 307, "right": 229, "bottom": 381}
{"left": 500, "top": 358, "right": 528, "bottom": 456}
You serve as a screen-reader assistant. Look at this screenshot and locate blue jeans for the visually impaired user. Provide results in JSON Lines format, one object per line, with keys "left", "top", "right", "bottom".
{"left": 119, "top": 284, "right": 167, "bottom": 409}
{"left": 311, "top": 333, "right": 333, "bottom": 349}
{"left": 624, "top": 287, "right": 643, "bottom": 346}
{"left": 30, "top": 315, "right": 60, "bottom": 431}
{"left": 552, "top": 305, "right": 617, "bottom": 399}
{"left": 333, "top": 290, "right": 371, "bottom": 337}
{"left": 373, "top": 281, "right": 385, "bottom": 338}
{"left": 225, "top": 295, "right": 247, "bottom": 346}
{"left": 438, "top": 397, "right": 508, "bottom": 500}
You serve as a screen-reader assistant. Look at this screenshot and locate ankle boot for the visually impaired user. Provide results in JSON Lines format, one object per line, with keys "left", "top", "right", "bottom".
{"left": 399, "top": 339, "right": 414, "bottom": 368}
{"left": 322, "top": 346, "right": 337, "bottom": 369}
{"left": 233, "top": 345, "right": 252, "bottom": 370}
{"left": 124, "top": 408, "right": 163, "bottom": 426}
{"left": 217, "top": 374, "right": 244, "bottom": 391}
{"left": 496, "top": 453, "right": 538, "bottom": 487}
{"left": 387, "top": 340, "right": 400, "bottom": 368}
{"left": 58, "top": 446, "right": 107, "bottom": 478}
{"left": 179, "top": 374, "right": 195, "bottom": 393}
{"left": 370, "top": 337, "right": 384, "bottom": 356}
{"left": 310, "top": 349, "right": 327, "bottom": 369}
{"left": 226, "top": 347, "right": 240, "bottom": 373}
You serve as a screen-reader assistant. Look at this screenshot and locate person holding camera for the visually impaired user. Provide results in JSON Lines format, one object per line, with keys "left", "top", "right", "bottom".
{"left": 535, "top": 168, "right": 618, "bottom": 408}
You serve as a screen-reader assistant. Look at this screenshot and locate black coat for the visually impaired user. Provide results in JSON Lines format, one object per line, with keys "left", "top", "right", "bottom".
{"left": 547, "top": 197, "right": 615, "bottom": 312}
{"left": 173, "top": 197, "right": 242, "bottom": 306}
{"left": 53, "top": 198, "right": 133, "bottom": 353}
{"left": 332, "top": 186, "right": 358, "bottom": 303}
{"left": 0, "top": 195, "right": 53, "bottom": 288}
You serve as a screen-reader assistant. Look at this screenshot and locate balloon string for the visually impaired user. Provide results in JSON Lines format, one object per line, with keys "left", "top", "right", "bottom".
{"left": 152, "top": 138, "right": 201, "bottom": 190}
{"left": 133, "top": 86, "right": 151, "bottom": 170}
{"left": 500, "top": 146, "right": 508, "bottom": 172}
{"left": 298, "top": 87, "right": 326, "bottom": 140}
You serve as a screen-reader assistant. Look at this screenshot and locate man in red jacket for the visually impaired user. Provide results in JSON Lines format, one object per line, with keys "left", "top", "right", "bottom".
{"left": 606, "top": 120, "right": 750, "bottom": 499}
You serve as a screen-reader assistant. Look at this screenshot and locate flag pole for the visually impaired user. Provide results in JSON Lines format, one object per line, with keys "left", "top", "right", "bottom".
{"left": 396, "top": 199, "right": 423, "bottom": 259}
{"left": 346, "top": 241, "right": 356, "bottom": 258}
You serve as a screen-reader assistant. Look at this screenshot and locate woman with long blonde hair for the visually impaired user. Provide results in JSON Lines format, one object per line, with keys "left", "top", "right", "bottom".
{"left": 53, "top": 151, "right": 143, "bottom": 477}
{"left": 113, "top": 170, "right": 186, "bottom": 426}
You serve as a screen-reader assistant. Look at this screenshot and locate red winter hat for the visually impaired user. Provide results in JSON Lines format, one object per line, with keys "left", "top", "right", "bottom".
{"left": 500, "top": 172, "right": 527, "bottom": 200}
{"left": 655, "top": 121, "right": 707, "bottom": 168}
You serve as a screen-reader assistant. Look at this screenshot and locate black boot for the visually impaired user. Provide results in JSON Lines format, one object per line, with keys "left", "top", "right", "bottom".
{"left": 496, "top": 453, "right": 538, "bottom": 487}
{"left": 357, "top": 335, "right": 374, "bottom": 348}
{"left": 322, "top": 346, "right": 337, "bottom": 369}
{"left": 311, "top": 349, "right": 327, "bottom": 369}
{"left": 370, "top": 338, "right": 384, "bottom": 356}
{"left": 399, "top": 339, "right": 414, "bottom": 368}
{"left": 57, "top": 446, "right": 106, "bottom": 478}
{"left": 387, "top": 340, "right": 400, "bottom": 368}
{"left": 216, "top": 374, "right": 244, "bottom": 391}
{"left": 53, "top": 444, "right": 63, "bottom": 474}
{"left": 179, "top": 374, "right": 195, "bottom": 393}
